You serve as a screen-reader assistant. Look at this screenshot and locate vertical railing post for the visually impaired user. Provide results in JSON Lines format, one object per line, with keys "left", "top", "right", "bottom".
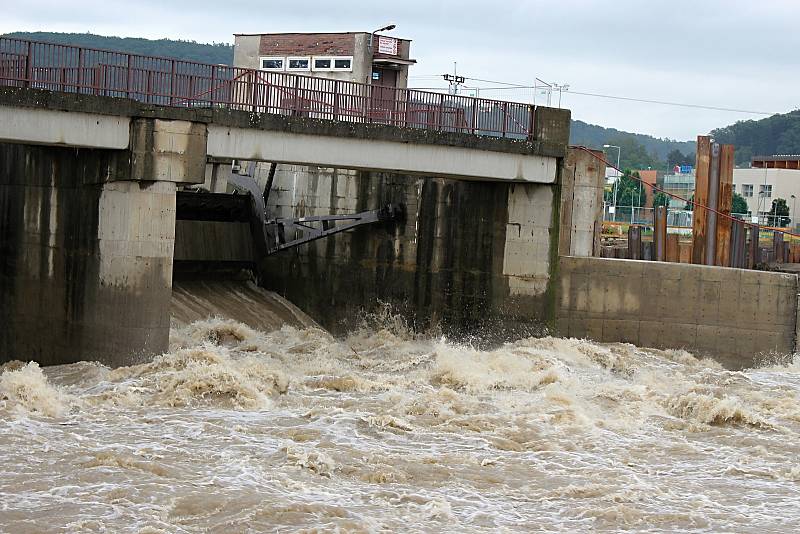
{"left": 24, "top": 41, "right": 32, "bottom": 88}
{"left": 364, "top": 83, "right": 371, "bottom": 123}
{"left": 436, "top": 93, "right": 445, "bottom": 131}
{"left": 293, "top": 74, "right": 301, "bottom": 116}
{"left": 332, "top": 80, "right": 339, "bottom": 121}
{"left": 77, "top": 47, "right": 84, "bottom": 93}
{"left": 146, "top": 69, "right": 152, "bottom": 103}
{"left": 528, "top": 105, "right": 536, "bottom": 141}
{"left": 251, "top": 70, "right": 259, "bottom": 113}
{"left": 169, "top": 59, "right": 176, "bottom": 106}
{"left": 501, "top": 101, "right": 508, "bottom": 138}
{"left": 471, "top": 99, "right": 478, "bottom": 135}
{"left": 210, "top": 65, "right": 216, "bottom": 107}
{"left": 264, "top": 76, "right": 272, "bottom": 114}
{"left": 126, "top": 55, "right": 132, "bottom": 99}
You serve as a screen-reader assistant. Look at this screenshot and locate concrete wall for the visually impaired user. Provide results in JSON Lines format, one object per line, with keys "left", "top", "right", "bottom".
{"left": 560, "top": 148, "right": 604, "bottom": 257}
{"left": 0, "top": 111, "right": 209, "bottom": 366}
{"left": 0, "top": 143, "right": 175, "bottom": 366}
{"left": 207, "top": 124, "right": 558, "bottom": 183}
{"left": 251, "top": 162, "right": 561, "bottom": 339}
{"left": 557, "top": 256, "right": 799, "bottom": 368}
{"left": 174, "top": 221, "right": 254, "bottom": 263}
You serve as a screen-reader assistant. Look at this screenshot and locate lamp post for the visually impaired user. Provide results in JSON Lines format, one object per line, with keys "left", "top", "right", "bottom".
{"left": 604, "top": 144, "right": 621, "bottom": 222}
{"left": 792, "top": 194, "right": 796, "bottom": 229}
{"left": 368, "top": 24, "right": 396, "bottom": 50}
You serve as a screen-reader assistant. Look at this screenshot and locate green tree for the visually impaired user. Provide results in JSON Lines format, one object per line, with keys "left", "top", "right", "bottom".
{"left": 653, "top": 191, "right": 671, "bottom": 208}
{"left": 732, "top": 192, "right": 748, "bottom": 215}
{"left": 711, "top": 110, "right": 800, "bottom": 166}
{"left": 666, "top": 149, "right": 694, "bottom": 169}
{"left": 684, "top": 194, "right": 695, "bottom": 211}
{"left": 770, "top": 198, "right": 791, "bottom": 227}
{"left": 603, "top": 138, "right": 661, "bottom": 171}
{"left": 611, "top": 170, "right": 646, "bottom": 221}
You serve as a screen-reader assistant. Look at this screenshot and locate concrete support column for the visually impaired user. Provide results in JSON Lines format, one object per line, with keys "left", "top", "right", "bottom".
{"left": 0, "top": 118, "right": 207, "bottom": 366}
{"left": 560, "top": 147, "right": 605, "bottom": 257}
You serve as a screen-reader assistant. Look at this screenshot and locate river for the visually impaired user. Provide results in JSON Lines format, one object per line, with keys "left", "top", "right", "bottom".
{"left": 1, "top": 290, "right": 799, "bottom": 532}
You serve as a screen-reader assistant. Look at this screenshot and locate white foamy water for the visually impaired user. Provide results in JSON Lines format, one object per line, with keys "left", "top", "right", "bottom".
{"left": 1, "top": 317, "right": 799, "bottom": 533}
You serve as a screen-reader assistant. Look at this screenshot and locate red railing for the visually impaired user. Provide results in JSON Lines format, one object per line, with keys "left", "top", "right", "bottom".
{"left": 0, "top": 37, "right": 536, "bottom": 139}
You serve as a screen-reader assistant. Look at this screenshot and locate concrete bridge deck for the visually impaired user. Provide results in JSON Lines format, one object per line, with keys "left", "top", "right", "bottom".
{"left": 0, "top": 87, "right": 568, "bottom": 183}
{"left": 0, "top": 36, "right": 568, "bottom": 182}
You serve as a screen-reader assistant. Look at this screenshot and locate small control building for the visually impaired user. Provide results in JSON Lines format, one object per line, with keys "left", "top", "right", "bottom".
{"left": 233, "top": 31, "right": 415, "bottom": 90}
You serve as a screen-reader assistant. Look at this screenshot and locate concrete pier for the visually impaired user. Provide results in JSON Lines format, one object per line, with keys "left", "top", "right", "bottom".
{"left": 0, "top": 117, "right": 207, "bottom": 366}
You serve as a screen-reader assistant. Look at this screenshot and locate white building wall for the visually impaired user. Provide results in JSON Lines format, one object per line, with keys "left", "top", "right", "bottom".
{"left": 733, "top": 168, "right": 800, "bottom": 225}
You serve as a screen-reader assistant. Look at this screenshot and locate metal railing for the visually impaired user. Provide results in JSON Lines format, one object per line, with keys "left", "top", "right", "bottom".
{"left": 0, "top": 37, "right": 536, "bottom": 139}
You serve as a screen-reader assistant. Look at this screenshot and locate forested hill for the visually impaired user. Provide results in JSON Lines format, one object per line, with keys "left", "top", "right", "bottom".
{"left": 569, "top": 120, "right": 695, "bottom": 161}
{"left": 711, "top": 111, "right": 800, "bottom": 166}
{"left": 3, "top": 31, "right": 233, "bottom": 65}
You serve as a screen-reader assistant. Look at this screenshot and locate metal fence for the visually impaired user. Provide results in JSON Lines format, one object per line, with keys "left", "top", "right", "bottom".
{"left": 0, "top": 37, "right": 536, "bottom": 139}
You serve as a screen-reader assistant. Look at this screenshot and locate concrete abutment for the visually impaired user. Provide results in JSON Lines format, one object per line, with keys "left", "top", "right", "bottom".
{"left": 0, "top": 117, "right": 207, "bottom": 366}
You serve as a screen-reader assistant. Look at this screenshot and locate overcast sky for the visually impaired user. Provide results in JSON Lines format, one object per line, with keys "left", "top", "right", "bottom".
{"left": 4, "top": 0, "right": 799, "bottom": 141}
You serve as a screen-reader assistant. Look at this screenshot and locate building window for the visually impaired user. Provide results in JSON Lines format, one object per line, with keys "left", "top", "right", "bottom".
{"left": 742, "top": 184, "right": 754, "bottom": 197}
{"left": 334, "top": 58, "right": 352, "bottom": 70}
{"left": 260, "top": 57, "right": 284, "bottom": 71}
{"left": 312, "top": 56, "right": 353, "bottom": 72}
{"left": 313, "top": 58, "right": 332, "bottom": 70}
{"left": 760, "top": 184, "right": 773, "bottom": 197}
{"left": 287, "top": 57, "right": 310, "bottom": 71}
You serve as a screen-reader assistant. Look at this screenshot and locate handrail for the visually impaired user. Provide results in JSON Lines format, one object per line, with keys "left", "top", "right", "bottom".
{"left": 0, "top": 36, "right": 536, "bottom": 139}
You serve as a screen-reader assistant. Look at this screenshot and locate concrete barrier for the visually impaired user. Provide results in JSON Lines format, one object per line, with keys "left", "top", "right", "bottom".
{"left": 557, "top": 256, "right": 799, "bottom": 368}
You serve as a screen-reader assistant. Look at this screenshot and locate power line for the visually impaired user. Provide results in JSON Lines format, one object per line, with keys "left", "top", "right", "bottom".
{"left": 409, "top": 74, "right": 777, "bottom": 116}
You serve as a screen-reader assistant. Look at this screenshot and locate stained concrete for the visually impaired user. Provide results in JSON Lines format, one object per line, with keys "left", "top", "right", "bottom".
{"left": 251, "top": 163, "right": 562, "bottom": 340}
{"left": 560, "top": 148, "right": 604, "bottom": 257}
{"left": 0, "top": 142, "right": 174, "bottom": 366}
{"left": 0, "top": 110, "right": 209, "bottom": 365}
{"left": 557, "top": 256, "right": 799, "bottom": 368}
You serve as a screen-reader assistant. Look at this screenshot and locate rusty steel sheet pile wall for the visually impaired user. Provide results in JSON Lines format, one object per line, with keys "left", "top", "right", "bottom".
{"left": 557, "top": 256, "right": 799, "bottom": 368}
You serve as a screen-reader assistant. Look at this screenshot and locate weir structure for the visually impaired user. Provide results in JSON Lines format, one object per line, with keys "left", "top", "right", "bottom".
{"left": 2, "top": 37, "right": 796, "bottom": 369}
{"left": 0, "top": 38, "right": 582, "bottom": 366}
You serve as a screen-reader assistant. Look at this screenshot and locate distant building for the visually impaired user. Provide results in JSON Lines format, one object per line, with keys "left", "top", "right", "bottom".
{"left": 232, "top": 31, "right": 416, "bottom": 89}
{"left": 659, "top": 168, "right": 695, "bottom": 210}
{"left": 636, "top": 169, "right": 658, "bottom": 208}
{"left": 751, "top": 155, "right": 800, "bottom": 170}
{"left": 733, "top": 166, "right": 800, "bottom": 225}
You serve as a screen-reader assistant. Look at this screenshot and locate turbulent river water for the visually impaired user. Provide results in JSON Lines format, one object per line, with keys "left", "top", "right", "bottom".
{"left": 1, "top": 304, "right": 800, "bottom": 532}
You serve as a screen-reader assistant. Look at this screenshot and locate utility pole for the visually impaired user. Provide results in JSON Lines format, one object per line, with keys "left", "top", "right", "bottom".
{"left": 551, "top": 82, "right": 570, "bottom": 108}
{"left": 604, "top": 144, "right": 622, "bottom": 222}
{"left": 442, "top": 62, "right": 464, "bottom": 95}
{"left": 534, "top": 78, "right": 552, "bottom": 107}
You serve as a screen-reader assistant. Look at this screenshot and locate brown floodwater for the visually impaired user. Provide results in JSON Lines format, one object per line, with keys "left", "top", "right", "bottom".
{"left": 1, "top": 311, "right": 799, "bottom": 532}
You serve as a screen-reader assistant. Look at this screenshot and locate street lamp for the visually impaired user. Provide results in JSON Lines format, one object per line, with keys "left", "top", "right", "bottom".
{"left": 792, "top": 194, "right": 796, "bottom": 229}
{"left": 604, "top": 144, "right": 622, "bottom": 222}
{"left": 369, "top": 24, "right": 396, "bottom": 49}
